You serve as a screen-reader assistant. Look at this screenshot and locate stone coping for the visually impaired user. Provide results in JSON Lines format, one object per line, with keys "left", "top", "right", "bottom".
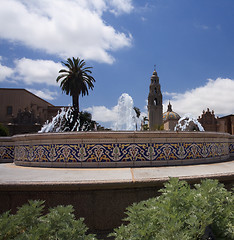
{"left": 0, "top": 131, "right": 233, "bottom": 143}
{"left": 0, "top": 160, "right": 233, "bottom": 191}
{"left": 0, "top": 136, "right": 13, "bottom": 143}
{"left": 11, "top": 131, "right": 232, "bottom": 141}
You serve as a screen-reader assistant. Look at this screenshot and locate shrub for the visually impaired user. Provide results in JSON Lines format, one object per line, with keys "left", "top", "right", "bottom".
{"left": 0, "top": 123, "right": 9, "bottom": 136}
{"left": 0, "top": 200, "right": 97, "bottom": 240}
{"left": 110, "top": 178, "right": 234, "bottom": 240}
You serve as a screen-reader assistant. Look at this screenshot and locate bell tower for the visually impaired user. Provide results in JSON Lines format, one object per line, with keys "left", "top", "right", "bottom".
{"left": 147, "top": 68, "right": 163, "bottom": 130}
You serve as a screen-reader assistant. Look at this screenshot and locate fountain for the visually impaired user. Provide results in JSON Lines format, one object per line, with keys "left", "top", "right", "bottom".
{"left": 114, "top": 93, "right": 135, "bottom": 131}
{"left": 175, "top": 114, "right": 204, "bottom": 132}
{"left": 0, "top": 130, "right": 232, "bottom": 167}
{"left": 0, "top": 97, "right": 233, "bottom": 239}
{"left": 0, "top": 94, "right": 233, "bottom": 167}
{"left": 39, "top": 107, "right": 79, "bottom": 133}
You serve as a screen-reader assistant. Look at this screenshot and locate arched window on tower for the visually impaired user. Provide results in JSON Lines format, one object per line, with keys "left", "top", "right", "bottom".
{"left": 154, "top": 98, "right": 157, "bottom": 106}
{"left": 154, "top": 88, "right": 157, "bottom": 94}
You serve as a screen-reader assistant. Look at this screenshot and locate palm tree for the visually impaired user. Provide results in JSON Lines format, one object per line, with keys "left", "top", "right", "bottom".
{"left": 56, "top": 57, "right": 95, "bottom": 113}
{"left": 133, "top": 106, "right": 141, "bottom": 131}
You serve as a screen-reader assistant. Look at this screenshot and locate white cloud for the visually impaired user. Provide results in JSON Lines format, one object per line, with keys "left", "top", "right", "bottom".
{"left": 0, "top": 57, "right": 63, "bottom": 86}
{"left": 0, "top": 0, "right": 133, "bottom": 64}
{"left": 109, "top": 0, "right": 133, "bottom": 15}
{"left": 14, "top": 58, "right": 63, "bottom": 86}
{"left": 163, "top": 91, "right": 178, "bottom": 97}
{"left": 27, "top": 88, "right": 58, "bottom": 101}
{"left": 164, "top": 78, "right": 234, "bottom": 118}
{"left": 0, "top": 63, "right": 14, "bottom": 82}
{"left": 85, "top": 105, "right": 118, "bottom": 123}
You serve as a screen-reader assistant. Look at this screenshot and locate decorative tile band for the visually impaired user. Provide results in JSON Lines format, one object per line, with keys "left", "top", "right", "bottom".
{"left": 230, "top": 143, "right": 234, "bottom": 155}
{"left": 14, "top": 142, "right": 230, "bottom": 163}
{"left": 0, "top": 145, "right": 14, "bottom": 162}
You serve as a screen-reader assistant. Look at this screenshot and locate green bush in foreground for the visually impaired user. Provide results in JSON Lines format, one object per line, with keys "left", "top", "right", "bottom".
{"left": 0, "top": 179, "right": 233, "bottom": 240}
{"left": 0, "top": 200, "right": 97, "bottom": 240}
{"left": 110, "top": 178, "right": 234, "bottom": 240}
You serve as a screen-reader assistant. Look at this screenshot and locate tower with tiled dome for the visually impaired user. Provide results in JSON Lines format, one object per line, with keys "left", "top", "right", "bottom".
{"left": 163, "top": 101, "right": 180, "bottom": 131}
{"left": 147, "top": 68, "right": 163, "bottom": 130}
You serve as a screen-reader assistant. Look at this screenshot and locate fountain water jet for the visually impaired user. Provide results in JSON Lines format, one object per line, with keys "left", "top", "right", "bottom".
{"left": 113, "top": 93, "right": 136, "bottom": 131}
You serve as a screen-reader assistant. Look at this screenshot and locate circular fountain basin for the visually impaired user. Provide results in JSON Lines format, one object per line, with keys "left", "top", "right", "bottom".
{"left": 0, "top": 131, "right": 231, "bottom": 167}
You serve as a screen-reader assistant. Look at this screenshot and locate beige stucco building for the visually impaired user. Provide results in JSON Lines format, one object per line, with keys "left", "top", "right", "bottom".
{"left": 0, "top": 88, "right": 61, "bottom": 135}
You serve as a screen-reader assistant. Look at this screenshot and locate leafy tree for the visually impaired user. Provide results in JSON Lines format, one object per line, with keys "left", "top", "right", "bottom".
{"left": 0, "top": 123, "right": 9, "bottom": 136}
{"left": 79, "top": 111, "right": 95, "bottom": 131}
{"left": 133, "top": 107, "right": 141, "bottom": 131}
{"left": 110, "top": 178, "right": 234, "bottom": 240}
{"left": 0, "top": 200, "right": 97, "bottom": 240}
{"left": 56, "top": 57, "right": 95, "bottom": 113}
{"left": 141, "top": 116, "right": 149, "bottom": 131}
{"left": 133, "top": 107, "right": 141, "bottom": 118}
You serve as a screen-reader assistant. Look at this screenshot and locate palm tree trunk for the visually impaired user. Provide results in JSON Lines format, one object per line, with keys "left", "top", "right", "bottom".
{"left": 72, "top": 94, "right": 79, "bottom": 112}
{"left": 70, "top": 94, "right": 79, "bottom": 131}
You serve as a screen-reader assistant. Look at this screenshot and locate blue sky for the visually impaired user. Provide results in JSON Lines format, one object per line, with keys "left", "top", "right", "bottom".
{"left": 0, "top": 0, "right": 234, "bottom": 129}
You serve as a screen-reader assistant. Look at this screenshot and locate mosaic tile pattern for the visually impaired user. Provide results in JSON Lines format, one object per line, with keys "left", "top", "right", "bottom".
{"left": 0, "top": 145, "right": 14, "bottom": 161}
{"left": 230, "top": 143, "right": 234, "bottom": 154}
{"left": 14, "top": 142, "right": 230, "bottom": 163}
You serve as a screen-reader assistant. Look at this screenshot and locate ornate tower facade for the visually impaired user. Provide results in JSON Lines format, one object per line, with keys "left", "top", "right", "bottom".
{"left": 147, "top": 69, "right": 163, "bottom": 130}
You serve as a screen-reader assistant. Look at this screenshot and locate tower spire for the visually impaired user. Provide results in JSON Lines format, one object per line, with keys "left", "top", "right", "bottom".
{"left": 167, "top": 101, "right": 172, "bottom": 112}
{"left": 147, "top": 67, "right": 163, "bottom": 130}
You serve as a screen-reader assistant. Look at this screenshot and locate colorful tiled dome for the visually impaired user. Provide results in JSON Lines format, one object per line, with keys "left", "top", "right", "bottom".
{"left": 163, "top": 102, "right": 180, "bottom": 122}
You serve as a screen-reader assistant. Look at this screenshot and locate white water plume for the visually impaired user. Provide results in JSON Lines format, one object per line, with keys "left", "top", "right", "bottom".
{"left": 113, "top": 93, "right": 136, "bottom": 130}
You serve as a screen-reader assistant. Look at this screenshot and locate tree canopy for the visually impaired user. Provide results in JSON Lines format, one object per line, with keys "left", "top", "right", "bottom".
{"left": 56, "top": 57, "right": 95, "bottom": 113}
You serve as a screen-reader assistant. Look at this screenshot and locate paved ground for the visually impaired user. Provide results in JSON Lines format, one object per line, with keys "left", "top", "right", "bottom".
{"left": 0, "top": 160, "right": 233, "bottom": 186}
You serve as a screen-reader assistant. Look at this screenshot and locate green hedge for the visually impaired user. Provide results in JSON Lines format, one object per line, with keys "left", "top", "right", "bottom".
{"left": 111, "top": 178, "right": 234, "bottom": 240}
{"left": 1, "top": 179, "right": 233, "bottom": 240}
{"left": 0, "top": 200, "right": 97, "bottom": 240}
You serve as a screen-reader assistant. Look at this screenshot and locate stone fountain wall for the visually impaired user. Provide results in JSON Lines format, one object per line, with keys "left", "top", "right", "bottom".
{"left": 0, "top": 137, "right": 14, "bottom": 163}
{"left": 1, "top": 131, "right": 233, "bottom": 166}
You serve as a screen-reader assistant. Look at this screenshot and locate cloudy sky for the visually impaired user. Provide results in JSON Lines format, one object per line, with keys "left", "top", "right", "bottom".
{"left": 0, "top": 0, "right": 234, "bottom": 128}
